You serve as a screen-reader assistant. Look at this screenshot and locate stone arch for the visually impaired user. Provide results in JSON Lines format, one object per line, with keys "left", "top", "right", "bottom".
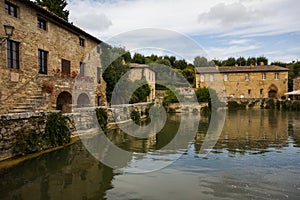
{"left": 56, "top": 91, "right": 72, "bottom": 113}
{"left": 77, "top": 93, "right": 90, "bottom": 108}
{"left": 268, "top": 84, "right": 278, "bottom": 98}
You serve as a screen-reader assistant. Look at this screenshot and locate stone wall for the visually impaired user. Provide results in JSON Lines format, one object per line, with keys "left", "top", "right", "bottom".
{"left": 0, "top": 103, "right": 153, "bottom": 160}
{"left": 0, "top": 112, "right": 50, "bottom": 159}
{"left": 0, "top": 0, "right": 107, "bottom": 114}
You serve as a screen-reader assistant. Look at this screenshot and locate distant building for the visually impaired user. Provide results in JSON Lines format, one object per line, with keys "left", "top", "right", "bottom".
{"left": 128, "top": 63, "right": 155, "bottom": 102}
{"left": 195, "top": 63, "right": 288, "bottom": 99}
{"left": 293, "top": 76, "right": 300, "bottom": 91}
{"left": 0, "top": 0, "right": 106, "bottom": 113}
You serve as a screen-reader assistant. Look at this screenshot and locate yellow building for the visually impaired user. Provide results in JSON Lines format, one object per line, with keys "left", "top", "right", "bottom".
{"left": 195, "top": 63, "right": 288, "bottom": 99}
{"left": 0, "top": 0, "right": 106, "bottom": 113}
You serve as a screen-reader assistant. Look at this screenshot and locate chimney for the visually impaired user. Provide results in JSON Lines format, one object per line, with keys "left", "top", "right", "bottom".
{"left": 215, "top": 65, "right": 219, "bottom": 71}
{"left": 250, "top": 64, "right": 254, "bottom": 69}
{"left": 260, "top": 61, "right": 264, "bottom": 66}
{"left": 235, "top": 63, "right": 238, "bottom": 68}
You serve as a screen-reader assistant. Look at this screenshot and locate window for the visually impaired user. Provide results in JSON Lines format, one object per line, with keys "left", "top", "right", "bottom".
{"left": 38, "top": 17, "right": 47, "bottom": 30}
{"left": 38, "top": 49, "right": 48, "bottom": 74}
{"left": 223, "top": 90, "right": 226, "bottom": 98}
{"left": 262, "top": 73, "right": 266, "bottom": 80}
{"left": 61, "top": 59, "right": 71, "bottom": 76}
{"left": 79, "top": 62, "right": 85, "bottom": 76}
{"left": 245, "top": 73, "right": 249, "bottom": 81}
{"left": 5, "top": 1, "right": 17, "bottom": 17}
{"left": 79, "top": 38, "right": 85, "bottom": 47}
{"left": 97, "top": 67, "right": 102, "bottom": 83}
{"left": 224, "top": 74, "right": 228, "bottom": 81}
{"left": 210, "top": 74, "right": 214, "bottom": 82}
{"left": 274, "top": 73, "right": 279, "bottom": 80}
{"left": 260, "top": 89, "right": 263, "bottom": 98}
{"left": 7, "top": 40, "right": 19, "bottom": 69}
{"left": 248, "top": 89, "right": 251, "bottom": 98}
{"left": 200, "top": 75, "right": 204, "bottom": 82}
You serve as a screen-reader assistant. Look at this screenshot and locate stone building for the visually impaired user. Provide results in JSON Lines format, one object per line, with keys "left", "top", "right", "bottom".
{"left": 293, "top": 76, "right": 300, "bottom": 91}
{"left": 195, "top": 63, "right": 288, "bottom": 99}
{"left": 128, "top": 63, "right": 155, "bottom": 102}
{"left": 0, "top": 0, "right": 106, "bottom": 114}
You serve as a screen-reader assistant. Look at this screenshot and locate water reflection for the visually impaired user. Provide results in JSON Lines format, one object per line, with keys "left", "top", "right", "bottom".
{"left": 0, "top": 143, "right": 114, "bottom": 200}
{"left": 0, "top": 110, "right": 299, "bottom": 199}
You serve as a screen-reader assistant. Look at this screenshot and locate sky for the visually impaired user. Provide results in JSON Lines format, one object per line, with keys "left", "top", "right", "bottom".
{"left": 67, "top": 0, "right": 300, "bottom": 64}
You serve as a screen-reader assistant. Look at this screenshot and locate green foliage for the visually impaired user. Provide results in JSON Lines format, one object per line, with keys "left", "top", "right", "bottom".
{"left": 14, "top": 129, "right": 42, "bottom": 155}
{"left": 265, "top": 99, "right": 275, "bottom": 109}
{"left": 276, "top": 100, "right": 281, "bottom": 110}
{"left": 130, "top": 110, "right": 141, "bottom": 124}
{"left": 173, "top": 59, "right": 187, "bottom": 70}
{"left": 227, "top": 101, "right": 246, "bottom": 110}
{"left": 247, "top": 57, "right": 257, "bottom": 65}
{"left": 181, "top": 67, "right": 195, "bottom": 85}
{"left": 130, "top": 81, "right": 151, "bottom": 103}
{"left": 222, "top": 57, "right": 236, "bottom": 66}
{"left": 200, "top": 106, "right": 211, "bottom": 116}
{"left": 256, "top": 56, "right": 268, "bottom": 65}
{"left": 44, "top": 112, "right": 71, "bottom": 146}
{"left": 236, "top": 56, "right": 246, "bottom": 66}
{"left": 35, "top": 0, "right": 69, "bottom": 21}
{"left": 14, "top": 112, "right": 71, "bottom": 155}
{"left": 195, "top": 87, "right": 210, "bottom": 102}
{"left": 132, "top": 53, "right": 146, "bottom": 64}
{"left": 194, "top": 56, "right": 209, "bottom": 67}
{"left": 292, "top": 101, "right": 300, "bottom": 111}
{"left": 163, "top": 88, "right": 186, "bottom": 105}
{"left": 95, "top": 108, "right": 108, "bottom": 130}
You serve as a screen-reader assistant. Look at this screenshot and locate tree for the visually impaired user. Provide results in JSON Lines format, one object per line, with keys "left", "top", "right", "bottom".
{"left": 173, "top": 59, "right": 187, "bottom": 70}
{"left": 222, "top": 57, "right": 236, "bottom": 66}
{"left": 247, "top": 57, "right": 256, "bottom": 65}
{"left": 132, "top": 53, "right": 145, "bottom": 64}
{"left": 256, "top": 56, "right": 268, "bottom": 65}
{"left": 194, "top": 56, "right": 209, "bottom": 67}
{"left": 35, "top": 0, "right": 70, "bottom": 21}
{"left": 236, "top": 56, "right": 246, "bottom": 66}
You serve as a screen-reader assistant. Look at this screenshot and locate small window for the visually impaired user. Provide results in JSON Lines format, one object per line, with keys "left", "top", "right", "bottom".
{"left": 38, "top": 49, "right": 48, "bottom": 74}
{"left": 223, "top": 90, "right": 226, "bottom": 98}
{"left": 262, "top": 73, "right": 266, "bottom": 80}
{"left": 7, "top": 40, "right": 20, "bottom": 69}
{"left": 5, "top": 1, "right": 18, "bottom": 17}
{"left": 248, "top": 89, "right": 251, "bottom": 98}
{"left": 260, "top": 89, "right": 263, "bottom": 98}
{"left": 274, "top": 73, "right": 279, "bottom": 80}
{"left": 245, "top": 73, "right": 249, "bottom": 81}
{"left": 97, "top": 67, "right": 101, "bottom": 83}
{"left": 62, "top": 59, "right": 71, "bottom": 76}
{"left": 80, "top": 62, "right": 85, "bottom": 76}
{"left": 79, "top": 38, "right": 85, "bottom": 47}
{"left": 38, "top": 17, "right": 47, "bottom": 30}
{"left": 200, "top": 75, "right": 204, "bottom": 82}
{"left": 210, "top": 74, "right": 214, "bottom": 82}
{"left": 224, "top": 74, "right": 228, "bottom": 81}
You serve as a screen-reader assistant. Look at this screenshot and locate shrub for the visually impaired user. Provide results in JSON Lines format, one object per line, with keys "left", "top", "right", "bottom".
{"left": 44, "top": 112, "right": 71, "bottom": 146}
{"left": 292, "top": 101, "right": 300, "bottom": 111}
{"left": 130, "top": 110, "right": 141, "bottom": 123}
{"left": 265, "top": 99, "right": 275, "bottom": 109}
{"left": 14, "top": 129, "right": 42, "bottom": 155}
{"left": 95, "top": 108, "right": 108, "bottom": 130}
{"left": 227, "top": 100, "right": 246, "bottom": 110}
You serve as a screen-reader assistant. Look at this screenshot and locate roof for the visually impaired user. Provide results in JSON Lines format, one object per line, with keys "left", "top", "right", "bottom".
{"left": 129, "top": 63, "right": 149, "bottom": 68}
{"left": 195, "top": 65, "right": 289, "bottom": 74}
{"left": 20, "top": 0, "right": 101, "bottom": 43}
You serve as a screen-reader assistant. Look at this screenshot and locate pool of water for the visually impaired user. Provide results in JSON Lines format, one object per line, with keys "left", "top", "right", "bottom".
{"left": 1, "top": 110, "right": 300, "bottom": 199}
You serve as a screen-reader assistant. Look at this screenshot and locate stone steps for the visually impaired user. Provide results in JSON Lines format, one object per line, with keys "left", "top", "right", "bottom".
{"left": 8, "top": 92, "right": 45, "bottom": 113}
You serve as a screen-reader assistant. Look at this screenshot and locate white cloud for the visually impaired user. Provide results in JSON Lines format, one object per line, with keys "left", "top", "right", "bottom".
{"left": 67, "top": 0, "right": 300, "bottom": 62}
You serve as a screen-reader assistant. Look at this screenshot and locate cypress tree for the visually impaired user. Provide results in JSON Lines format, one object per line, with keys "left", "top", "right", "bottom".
{"left": 35, "top": 0, "right": 70, "bottom": 21}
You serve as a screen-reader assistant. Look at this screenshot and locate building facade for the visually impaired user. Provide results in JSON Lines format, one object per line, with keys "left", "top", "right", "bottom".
{"left": 293, "top": 77, "right": 300, "bottom": 91}
{"left": 0, "top": 0, "right": 106, "bottom": 114}
{"left": 128, "top": 63, "right": 156, "bottom": 102}
{"left": 195, "top": 64, "right": 288, "bottom": 99}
